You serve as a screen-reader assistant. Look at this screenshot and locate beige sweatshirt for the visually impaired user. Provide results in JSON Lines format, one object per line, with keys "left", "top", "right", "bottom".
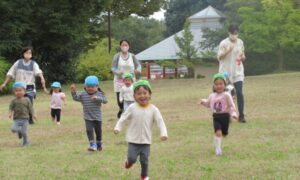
{"left": 114, "top": 103, "right": 168, "bottom": 144}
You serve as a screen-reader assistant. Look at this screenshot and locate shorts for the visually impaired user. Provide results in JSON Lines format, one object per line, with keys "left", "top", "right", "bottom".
{"left": 213, "top": 113, "right": 230, "bottom": 136}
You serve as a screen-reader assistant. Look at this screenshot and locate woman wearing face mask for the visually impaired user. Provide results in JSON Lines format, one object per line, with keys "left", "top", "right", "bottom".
{"left": 217, "top": 24, "right": 246, "bottom": 123}
{"left": 111, "top": 40, "right": 141, "bottom": 118}
{"left": 0, "top": 46, "right": 47, "bottom": 124}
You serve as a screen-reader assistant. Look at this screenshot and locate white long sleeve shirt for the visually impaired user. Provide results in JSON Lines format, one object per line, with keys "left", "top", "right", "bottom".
{"left": 119, "top": 85, "right": 134, "bottom": 102}
{"left": 114, "top": 103, "right": 168, "bottom": 144}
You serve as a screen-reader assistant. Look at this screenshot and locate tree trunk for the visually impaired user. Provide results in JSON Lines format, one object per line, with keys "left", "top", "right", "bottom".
{"left": 108, "top": 9, "right": 112, "bottom": 54}
{"left": 277, "top": 48, "right": 284, "bottom": 71}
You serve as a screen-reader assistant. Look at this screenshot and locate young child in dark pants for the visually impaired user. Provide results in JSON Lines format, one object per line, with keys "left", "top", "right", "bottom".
{"left": 198, "top": 73, "right": 238, "bottom": 155}
{"left": 114, "top": 80, "right": 168, "bottom": 180}
{"left": 9, "top": 82, "right": 36, "bottom": 147}
{"left": 71, "top": 76, "right": 107, "bottom": 151}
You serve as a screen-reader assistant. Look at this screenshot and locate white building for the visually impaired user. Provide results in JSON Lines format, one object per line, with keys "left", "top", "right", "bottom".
{"left": 136, "top": 6, "right": 225, "bottom": 61}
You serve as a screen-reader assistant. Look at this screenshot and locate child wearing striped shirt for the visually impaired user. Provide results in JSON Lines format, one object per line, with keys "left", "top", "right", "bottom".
{"left": 71, "top": 76, "right": 107, "bottom": 151}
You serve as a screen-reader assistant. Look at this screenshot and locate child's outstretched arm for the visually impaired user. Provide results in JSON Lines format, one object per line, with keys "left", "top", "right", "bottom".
{"left": 61, "top": 94, "right": 67, "bottom": 105}
{"left": 91, "top": 92, "right": 108, "bottom": 104}
{"left": 154, "top": 107, "right": 168, "bottom": 141}
{"left": 70, "top": 84, "right": 81, "bottom": 102}
{"left": 197, "top": 94, "right": 212, "bottom": 108}
{"left": 226, "top": 93, "right": 238, "bottom": 120}
{"left": 114, "top": 106, "right": 132, "bottom": 134}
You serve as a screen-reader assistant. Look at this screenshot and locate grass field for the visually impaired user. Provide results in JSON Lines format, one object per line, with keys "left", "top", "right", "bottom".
{"left": 0, "top": 72, "right": 300, "bottom": 180}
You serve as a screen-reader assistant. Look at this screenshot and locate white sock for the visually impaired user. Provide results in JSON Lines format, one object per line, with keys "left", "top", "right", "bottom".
{"left": 214, "top": 136, "right": 222, "bottom": 151}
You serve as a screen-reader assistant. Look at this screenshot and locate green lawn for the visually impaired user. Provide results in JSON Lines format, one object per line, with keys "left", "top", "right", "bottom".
{"left": 0, "top": 73, "right": 300, "bottom": 179}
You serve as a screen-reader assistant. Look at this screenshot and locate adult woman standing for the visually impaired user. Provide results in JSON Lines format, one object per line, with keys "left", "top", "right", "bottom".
{"left": 111, "top": 40, "right": 141, "bottom": 118}
{"left": 217, "top": 24, "right": 246, "bottom": 123}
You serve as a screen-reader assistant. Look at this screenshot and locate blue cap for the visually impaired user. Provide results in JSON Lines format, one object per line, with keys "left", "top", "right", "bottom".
{"left": 51, "top": 82, "right": 61, "bottom": 88}
{"left": 13, "top": 82, "right": 26, "bottom": 89}
{"left": 84, "top": 76, "right": 99, "bottom": 87}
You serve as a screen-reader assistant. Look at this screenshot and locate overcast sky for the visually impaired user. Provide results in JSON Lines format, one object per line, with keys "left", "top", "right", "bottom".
{"left": 149, "top": 8, "right": 166, "bottom": 20}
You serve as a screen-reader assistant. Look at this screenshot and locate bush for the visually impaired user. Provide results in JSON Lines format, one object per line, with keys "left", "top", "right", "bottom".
{"left": 0, "top": 57, "right": 12, "bottom": 94}
{"left": 76, "top": 39, "right": 118, "bottom": 82}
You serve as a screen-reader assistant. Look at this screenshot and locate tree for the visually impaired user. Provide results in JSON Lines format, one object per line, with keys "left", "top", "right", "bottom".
{"left": 164, "top": 0, "right": 226, "bottom": 37}
{"left": 174, "top": 20, "right": 198, "bottom": 61}
{"left": 109, "top": 17, "right": 166, "bottom": 54}
{"left": 238, "top": 0, "right": 300, "bottom": 71}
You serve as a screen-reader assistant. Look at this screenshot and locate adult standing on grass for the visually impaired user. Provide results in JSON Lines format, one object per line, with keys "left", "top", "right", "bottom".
{"left": 111, "top": 40, "right": 141, "bottom": 118}
{"left": 217, "top": 24, "right": 246, "bottom": 123}
{"left": 0, "top": 46, "right": 47, "bottom": 124}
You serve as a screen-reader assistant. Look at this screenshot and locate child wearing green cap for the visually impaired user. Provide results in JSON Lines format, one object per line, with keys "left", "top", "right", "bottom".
{"left": 70, "top": 76, "right": 107, "bottom": 152}
{"left": 114, "top": 80, "right": 168, "bottom": 180}
{"left": 119, "top": 73, "right": 134, "bottom": 112}
{"left": 9, "top": 82, "right": 36, "bottom": 147}
{"left": 198, "top": 73, "right": 238, "bottom": 155}
{"left": 44, "top": 82, "right": 66, "bottom": 125}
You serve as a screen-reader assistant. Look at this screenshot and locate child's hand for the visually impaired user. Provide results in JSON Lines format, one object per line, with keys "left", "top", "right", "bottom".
{"left": 114, "top": 129, "right": 119, "bottom": 134}
{"left": 232, "top": 115, "right": 239, "bottom": 121}
{"left": 91, "top": 96, "right": 98, "bottom": 101}
{"left": 8, "top": 114, "right": 12, "bottom": 119}
{"left": 197, "top": 99, "right": 206, "bottom": 105}
{"left": 160, "top": 136, "right": 168, "bottom": 141}
{"left": 70, "top": 84, "right": 76, "bottom": 92}
{"left": 33, "top": 116, "right": 38, "bottom": 121}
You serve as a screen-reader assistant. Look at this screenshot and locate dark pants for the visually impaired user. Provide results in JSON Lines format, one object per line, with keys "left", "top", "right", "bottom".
{"left": 51, "top": 109, "right": 61, "bottom": 122}
{"left": 25, "top": 92, "right": 35, "bottom": 124}
{"left": 85, "top": 120, "right": 102, "bottom": 146}
{"left": 116, "top": 92, "right": 124, "bottom": 118}
{"left": 127, "top": 143, "right": 150, "bottom": 177}
{"left": 234, "top": 81, "right": 244, "bottom": 119}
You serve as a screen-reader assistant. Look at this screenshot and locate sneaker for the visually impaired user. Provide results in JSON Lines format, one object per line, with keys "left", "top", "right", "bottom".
{"left": 215, "top": 148, "right": 222, "bottom": 156}
{"left": 125, "top": 160, "right": 133, "bottom": 169}
{"left": 97, "top": 143, "right": 102, "bottom": 151}
{"left": 56, "top": 122, "right": 61, "bottom": 125}
{"left": 239, "top": 117, "right": 246, "bottom": 123}
{"left": 88, "top": 143, "right": 97, "bottom": 151}
{"left": 22, "top": 142, "right": 29, "bottom": 147}
{"left": 18, "top": 132, "right": 22, "bottom": 139}
{"left": 141, "top": 176, "right": 149, "bottom": 180}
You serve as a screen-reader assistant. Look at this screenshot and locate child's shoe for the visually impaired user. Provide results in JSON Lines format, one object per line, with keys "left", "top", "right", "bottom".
{"left": 88, "top": 143, "right": 97, "bottom": 151}
{"left": 215, "top": 148, "right": 222, "bottom": 156}
{"left": 18, "top": 132, "right": 22, "bottom": 139}
{"left": 141, "top": 176, "right": 149, "bottom": 180}
{"left": 97, "top": 143, "right": 102, "bottom": 151}
{"left": 56, "top": 122, "right": 61, "bottom": 125}
{"left": 125, "top": 160, "right": 133, "bottom": 169}
{"left": 22, "top": 142, "right": 29, "bottom": 147}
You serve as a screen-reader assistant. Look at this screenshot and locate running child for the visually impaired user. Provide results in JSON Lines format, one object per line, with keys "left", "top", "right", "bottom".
{"left": 114, "top": 80, "right": 168, "bottom": 180}
{"left": 119, "top": 73, "right": 134, "bottom": 112}
{"left": 198, "top": 73, "right": 238, "bottom": 155}
{"left": 70, "top": 76, "right": 107, "bottom": 151}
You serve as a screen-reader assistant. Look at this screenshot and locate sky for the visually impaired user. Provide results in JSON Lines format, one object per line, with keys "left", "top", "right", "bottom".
{"left": 149, "top": 8, "right": 166, "bottom": 20}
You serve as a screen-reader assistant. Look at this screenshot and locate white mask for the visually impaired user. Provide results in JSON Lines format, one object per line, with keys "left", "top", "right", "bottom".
{"left": 121, "top": 46, "right": 129, "bottom": 52}
{"left": 229, "top": 34, "right": 238, "bottom": 41}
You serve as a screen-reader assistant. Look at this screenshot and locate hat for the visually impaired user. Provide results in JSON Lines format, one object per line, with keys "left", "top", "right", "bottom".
{"left": 85, "top": 76, "right": 99, "bottom": 86}
{"left": 133, "top": 80, "right": 151, "bottom": 91}
{"left": 51, "top": 82, "right": 61, "bottom": 88}
{"left": 213, "top": 73, "right": 226, "bottom": 82}
{"left": 13, "top": 82, "right": 26, "bottom": 89}
{"left": 123, "top": 73, "right": 133, "bottom": 79}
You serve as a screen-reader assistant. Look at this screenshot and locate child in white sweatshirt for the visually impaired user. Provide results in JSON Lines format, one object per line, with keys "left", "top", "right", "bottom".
{"left": 114, "top": 80, "right": 168, "bottom": 180}
{"left": 119, "top": 73, "right": 134, "bottom": 111}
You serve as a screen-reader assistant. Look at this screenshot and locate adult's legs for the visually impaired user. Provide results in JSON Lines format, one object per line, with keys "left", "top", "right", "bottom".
{"left": 234, "top": 81, "right": 245, "bottom": 122}
{"left": 116, "top": 92, "right": 124, "bottom": 118}
{"left": 26, "top": 92, "right": 35, "bottom": 124}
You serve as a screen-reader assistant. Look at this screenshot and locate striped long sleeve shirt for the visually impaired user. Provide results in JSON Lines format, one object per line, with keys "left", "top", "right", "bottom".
{"left": 71, "top": 91, "right": 107, "bottom": 121}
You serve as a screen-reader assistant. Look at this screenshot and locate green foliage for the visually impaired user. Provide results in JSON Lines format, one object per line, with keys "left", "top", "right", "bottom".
{"left": 0, "top": 57, "right": 11, "bottom": 94}
{"left": 109, "top": 17, "right": 166, "bottom": 54}
{"left": 157, "top": 60, "right": 177, "bottom": 68}
{"left": 164, "top": 0, "right": 226, "bottom": 37}
{"left": 174, "top": 20, "right": 198, "bottom": 61}
{"left": 76, "top": 39, "right": 118, "bottom": 82}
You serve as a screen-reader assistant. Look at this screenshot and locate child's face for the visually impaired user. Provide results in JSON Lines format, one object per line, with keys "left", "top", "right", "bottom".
{"left": 23, "top": 50, "right": 32, "bottom": 60}
{"left": 214, "top": 79, "right": 226, "bottom": 93}
{"left": 124, "top": 78, "right": 132, "bottom": 87}
{"left": 134, "top": 86, "right": 151, "bottom": 107}
{"left": 85, "top": 86, "right": 98, "bottom": 94}
{"left": 14, "top": 87, "right": 25, "bottom": 98}
{"left": 52, "top": 87, "right": 60, "bottom": 93}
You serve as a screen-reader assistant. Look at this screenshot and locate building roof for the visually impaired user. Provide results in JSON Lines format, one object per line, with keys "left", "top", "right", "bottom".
{"left": 136, "top": 6, "right": 224, "bottom": 61}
